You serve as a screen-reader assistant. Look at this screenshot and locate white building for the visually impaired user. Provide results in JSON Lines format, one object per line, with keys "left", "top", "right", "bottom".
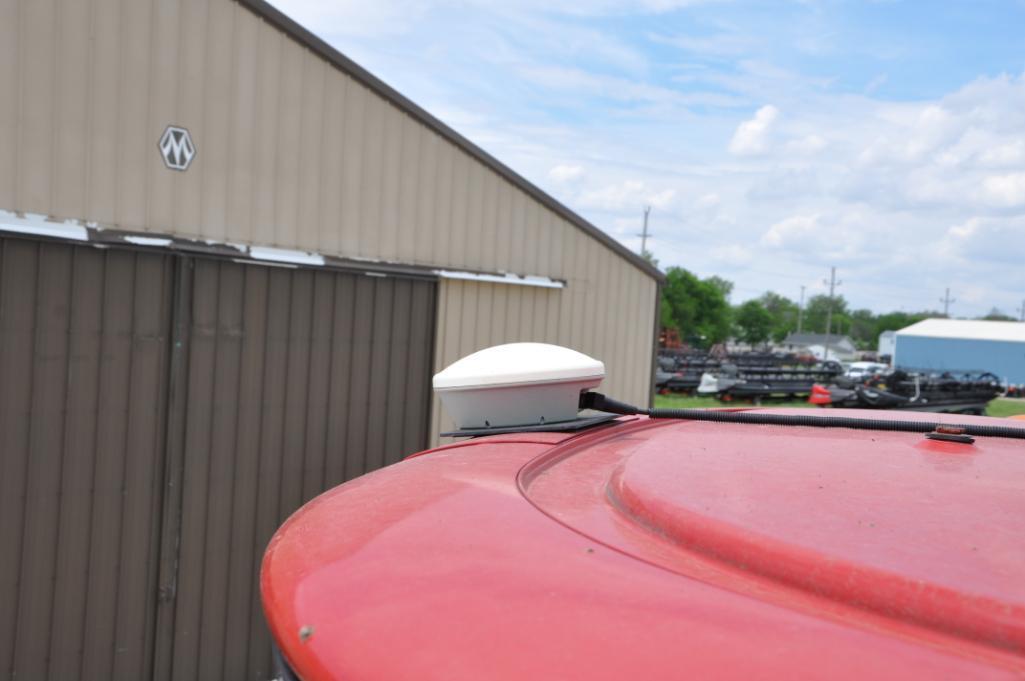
{"left": 895, "top": 319, "right": 1025, "bottom": 383}
{"left": 878, "top": 330, "right": 896, "bottom": 359}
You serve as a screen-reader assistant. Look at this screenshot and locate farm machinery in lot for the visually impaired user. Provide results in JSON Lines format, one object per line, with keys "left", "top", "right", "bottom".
{"left": 697, "top": 361, "right": 845, "bottom": 402}
{"left": 657, "top": 350, "right": 811, "bottom": 396}
{"left": 656, "top": 353, "right": 721, "bottom": 393}
{"left": 811, "top": 369, "right": 1003, "bottom": 415}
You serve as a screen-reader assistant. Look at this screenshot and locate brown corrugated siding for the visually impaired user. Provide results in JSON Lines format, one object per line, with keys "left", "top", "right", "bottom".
{"left": 0, "top": 237, "right": 174, "bottom": 681}
{"left": 0, "top": 237, "right": 437, "bottom": 681}
{"left": 162, "top": 259, "right": 436, "bottom": 681}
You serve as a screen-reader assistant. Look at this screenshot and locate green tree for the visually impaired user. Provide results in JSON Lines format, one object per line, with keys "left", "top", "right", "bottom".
{"left": 660, "top": 267, "right": 733, "bottom": 348}
{"left": 981, "top": 308, "right": 1015, "bottom": 321}
{"left": 706, "top": 275, "right": 734, "bottom": 301}
{"left": 758, "top": 291, "right": 799, "bottom": 342}
{"left": 848, "top": 308, "right": 877, "bottom": 349}
{"left": 803, "top": 294, "right": 850, "bottom": 335}
{"left": 873, "top": 311, "right": 935, "bottom": 341}
{"left": 734, "top": 300, "right": 774, "bottom": 347}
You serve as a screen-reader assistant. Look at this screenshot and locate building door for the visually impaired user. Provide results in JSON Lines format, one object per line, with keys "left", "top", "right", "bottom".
{"left": 0, "top": 238, "right": 437, "bottom": 681}
{"left": 0, "top": 236, "right": 174, "bottom": 681}
{"left": 153, "top": 257, "right": 437, "bottom": 681}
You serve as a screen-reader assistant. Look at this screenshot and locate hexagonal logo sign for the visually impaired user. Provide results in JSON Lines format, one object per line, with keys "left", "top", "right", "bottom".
{"left": 159, "top": 125, "right": 196, "bottom": 171}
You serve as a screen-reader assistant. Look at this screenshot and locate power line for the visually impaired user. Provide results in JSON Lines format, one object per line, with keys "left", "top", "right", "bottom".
{"left": 654, "top": 241, "right": 1004, "bottom": 316}
{"left": 797, "top": 285, "right": 806, "bottom": 333}
{"left": 940, "top": 288, "right": 956, "bottom": 316}
{"left": 823, "top": 266, "right": 842, "bottom": 358}
{"left": 637, "top": 206, "right": 652, "bottom": 256}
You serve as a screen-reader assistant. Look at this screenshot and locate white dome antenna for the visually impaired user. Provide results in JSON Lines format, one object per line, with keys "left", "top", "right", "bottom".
{"left": 433, "top": 343, "right": 605, "bottom": 430}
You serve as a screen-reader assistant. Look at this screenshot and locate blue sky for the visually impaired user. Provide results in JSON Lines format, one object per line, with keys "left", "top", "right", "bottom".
{"left": 272, "top": 0, "right": 1025, "bottom": 318}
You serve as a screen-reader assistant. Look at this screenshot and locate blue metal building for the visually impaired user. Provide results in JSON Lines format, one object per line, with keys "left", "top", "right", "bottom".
{"left": 894, "top": 319, "right": 1025, "bottom": 384}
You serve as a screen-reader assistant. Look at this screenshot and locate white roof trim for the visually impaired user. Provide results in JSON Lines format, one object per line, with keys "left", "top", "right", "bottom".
{"left": 0, "top": 210, "right": 88, "bottom": 241}
{"left": 435, "top": 269, "right": 565, "bottom": 289}
{"left": 896, "top": 318, "right": 1025, "bottom": 343}
{"left": 249, "top": 246, "right": 326, "bottom": 266}
{"left": 123, "top": 235, "right": 174, "bottom": 247}
{"left": 0, "top": 209, "right": 565, "bottom": 288}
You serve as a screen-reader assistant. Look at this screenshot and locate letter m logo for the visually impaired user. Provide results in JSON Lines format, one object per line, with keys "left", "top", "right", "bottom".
{"left": 159, "top": 125, "right": 196, "bottom": 171}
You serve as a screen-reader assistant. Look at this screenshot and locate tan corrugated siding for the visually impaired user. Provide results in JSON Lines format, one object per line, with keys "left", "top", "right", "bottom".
{"left": 0, "top": 0, "right": 17, "bottom": 208}
{"left": 1, "top": 0, "right": 660, "bottom": 446}
{"left": 429, "top": 272, "right": 656, "bottom": 444}
{"left": 0, "top": 0, "right": 656, "bottom": 284}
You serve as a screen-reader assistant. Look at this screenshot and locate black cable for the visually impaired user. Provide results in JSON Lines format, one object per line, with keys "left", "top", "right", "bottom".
{"left": 579, "top": 392, "right": 1025, "bottom": 441}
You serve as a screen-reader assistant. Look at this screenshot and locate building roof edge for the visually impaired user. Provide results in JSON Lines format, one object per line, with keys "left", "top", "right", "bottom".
{"left": 236, "top": 0, "right": 665, "bottom": 283}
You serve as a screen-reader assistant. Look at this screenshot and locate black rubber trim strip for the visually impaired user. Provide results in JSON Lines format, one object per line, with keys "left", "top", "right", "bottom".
{"left": 580, "top": 392, "right": 1025, "bottom": 440}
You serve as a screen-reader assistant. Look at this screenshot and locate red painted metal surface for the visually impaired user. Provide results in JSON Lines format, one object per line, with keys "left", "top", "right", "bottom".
{"left": 262, "top": 409, "right": 1025, "bottom": 679}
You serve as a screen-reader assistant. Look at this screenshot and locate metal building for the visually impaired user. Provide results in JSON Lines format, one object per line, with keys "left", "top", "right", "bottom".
{"left": 0, "top": 1, "right": 662, "bottom": 680}
{"left": 895, "top": 318, "right": 1025, "bottom": 383}
{"left": 878, "top": 330, "right": 896, "bottom": 359}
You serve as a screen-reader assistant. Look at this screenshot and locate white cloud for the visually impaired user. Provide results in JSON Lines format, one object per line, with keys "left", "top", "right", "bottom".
{"left": 728, "top": 105, "right": 779, "bottom": 155}
{"left": 549, "top": 164, "right": 585, "bottom": 182}
{"left": 978, "top": 139, "right": 1025, "bottom": 166}
{"left": 710, "top": 244, "right": 754, "bottom": 266}
{"left": 578, "top": 180, "right": 677, "bottom": 212}
{"left": 265, "top": 0, "right": 1025, "bottom": 315}
{"left": 785, "top": 134, "right": 827, "bottom": 155}
{"left": 982, "top": 173, "right": 1025, "bottom": 207}
{"left": 939, "top": 215, "right": 1025, "bottom": 265}
{"left": 267, "top": 0, "right": 431, "bottom": 37}
{"left": 654, "top": 31, "right": 756, "bottom": 58}
{"left": 696, "top": 193, "right": 720, "bottom": 208}
{"left": 432, "top": 64, "right": 1025, "bottom": 312}
{"left": 500, "top": 0, "right": 726, "bottom": 15}
{"left": 648, "top": 188, "right": 678, "bottom": 209}
{"left": 270, "top": 0, "right": 723, "bottom": 39}
{"left": 864, "top": 73, "right": 888, "bottom": 94}
{"left": 761, "top": 214, "right": 819, "bottom": 247}
{"left": 947, "top": 217, "right": 980, "bottom": 239}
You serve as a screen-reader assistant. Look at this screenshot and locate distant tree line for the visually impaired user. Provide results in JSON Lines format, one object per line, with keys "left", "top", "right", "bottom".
{"left": 659, "top": 266, "right": 1007, "bottom": 351}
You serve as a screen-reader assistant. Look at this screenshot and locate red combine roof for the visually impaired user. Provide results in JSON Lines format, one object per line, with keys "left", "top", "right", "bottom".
{"left": 262, "top": 409, "right": 1025, "bottom": 679}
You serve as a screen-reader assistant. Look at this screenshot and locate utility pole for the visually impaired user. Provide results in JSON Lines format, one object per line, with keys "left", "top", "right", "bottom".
{"left": 1018, "top": 299, "right": 1025, "bottom": 322}
{"left": 637, "top": 206, "right": 652, "bottom": 256}
{"left": 797, "top": 285, "right": 806, "bottom": 333}
{"left": 823, "top": 267, "right": 842, "bottom": 361}
{"left": 940, "top": 288, "right": 956, "bottom": 317}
